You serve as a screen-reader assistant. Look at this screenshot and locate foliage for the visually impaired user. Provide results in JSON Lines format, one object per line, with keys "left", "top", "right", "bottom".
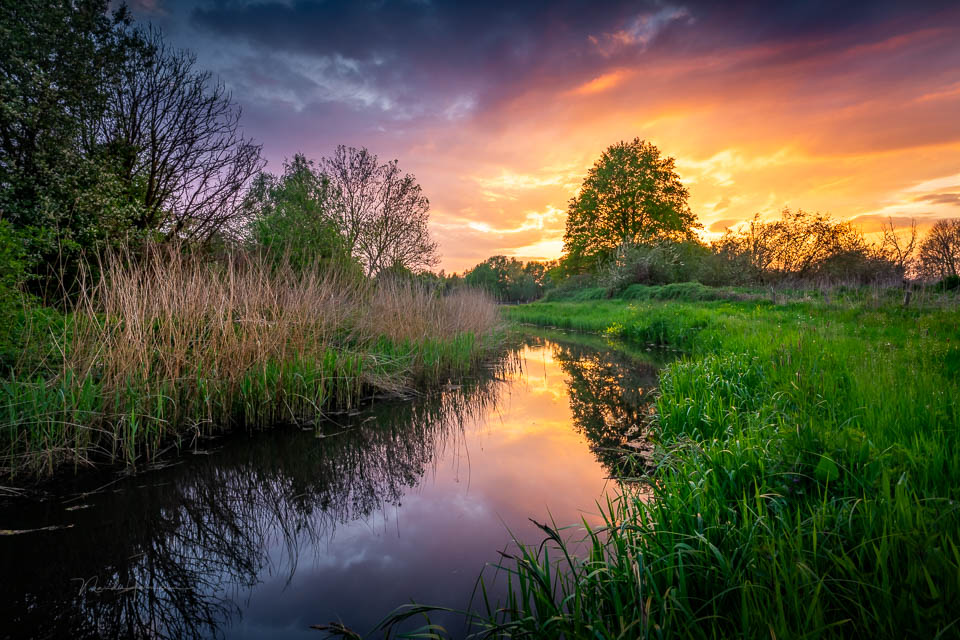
{"left": 243, "top": 154, "right": 357, "bottom": 274}
{"left": 0, "top": 221, "right": 29, "bottom": 370}
{"left": 97, "top": 27, "right": 264, "bottom": 243}
{"left": 562, "top": 138, "right": 699, "bottom": 273}
{"left": 0, "top": 247, "right": 500, "bottom": 478}
{"left": 714, "top": 208, "right": 894, "bottom": 284}
{"left": 596, "top": 238, "right": 738, "bottom": 292}
{"left": 0, "top": 0, "right": 148, "bottom": 292}
{"left": 918, "top": 218, "right": 960, "bottom": 279}
{"left": 463, "top": 255, "right": 554, "bottom": 302}
{"left": 483, "top": 294, "right": 960, "bottom": 639}
{"left": 0, "top": 2, "right": 263, "bottom": 293}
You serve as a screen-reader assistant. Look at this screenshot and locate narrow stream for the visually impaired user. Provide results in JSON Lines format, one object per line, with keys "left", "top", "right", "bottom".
{"left": 0, "top": 332, "right": 663, "bottom": 639}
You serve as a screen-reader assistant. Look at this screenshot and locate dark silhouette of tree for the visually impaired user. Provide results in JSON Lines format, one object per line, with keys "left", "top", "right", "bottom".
{"left": 714, "top": 208, "right": 890, "bottom": 284}
{"left": 97, "top": 28, "right": 264, "bottom": 244}
{"left": 563, "top": 138, "right": 698, "bottom": 273}
{"left": 918, "top": 219, "right": 960, "bottom": 280}
{"left": 879, "top": 218, "right": 918, "bottom": 278}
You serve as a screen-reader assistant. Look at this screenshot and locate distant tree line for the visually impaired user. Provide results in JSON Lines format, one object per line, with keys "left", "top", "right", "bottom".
{"left": 0, "top": 0, "right": 438, "bottom": 302}
{"left": 460, "top": 256, "right": 555, "bottom": 303}
{"left": 450, "top": 138, "right": 960, "bottom": 303}
{"left": 532, "top": 138, "right": 960, "bottom": 298}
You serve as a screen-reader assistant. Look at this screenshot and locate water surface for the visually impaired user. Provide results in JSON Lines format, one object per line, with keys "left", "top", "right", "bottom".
{"left": 0, "top": 333, "right": 661, "bottom": 639}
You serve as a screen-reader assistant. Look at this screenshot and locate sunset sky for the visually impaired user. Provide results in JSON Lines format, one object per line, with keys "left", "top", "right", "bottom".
{"left": 130, "top": 0, "right": 960, "bottom": 272}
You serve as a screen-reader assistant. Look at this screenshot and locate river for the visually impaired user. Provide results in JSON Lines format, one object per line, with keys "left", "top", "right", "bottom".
{"left": 0, "top": 332, "right": 663, "bottom": 639}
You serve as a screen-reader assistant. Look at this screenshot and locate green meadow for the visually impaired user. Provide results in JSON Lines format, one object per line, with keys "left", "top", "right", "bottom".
{"left": 456, "top": 286, "right": 960, "bottom": 638}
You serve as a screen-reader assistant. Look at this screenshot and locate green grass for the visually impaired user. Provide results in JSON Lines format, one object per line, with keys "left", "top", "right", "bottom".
{"left": 0, "top": 331, "right": 495, "bottom": 478}
{"left": 0, "top": 252, "right": 502, "bottom": 479}
{"left": 364, "top": 293, "right": 960, "bottom": 639}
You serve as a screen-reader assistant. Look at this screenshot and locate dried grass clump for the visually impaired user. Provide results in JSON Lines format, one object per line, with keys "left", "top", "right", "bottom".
{"left": 1, "top": 246, "right": 500, "bottom": 477}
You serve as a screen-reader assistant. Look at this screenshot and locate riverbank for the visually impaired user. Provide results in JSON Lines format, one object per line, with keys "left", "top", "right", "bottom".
{"left": 0, "top": 332, "right": 654, "bottom": 638}
{"left": 1, "top": 249, "right": 501, "bottom": 481}
{"left": 479, "top": 288, "right": 959, "bottom": 638}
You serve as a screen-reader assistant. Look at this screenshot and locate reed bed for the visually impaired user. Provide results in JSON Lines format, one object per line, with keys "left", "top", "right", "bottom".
{"left": 0, "top": 248, "right": 499, "bottom": 478}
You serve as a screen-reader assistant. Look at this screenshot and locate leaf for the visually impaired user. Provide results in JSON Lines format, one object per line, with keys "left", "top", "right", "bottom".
{"left": 814, "top": 456, "right": 840, "bottom": 484}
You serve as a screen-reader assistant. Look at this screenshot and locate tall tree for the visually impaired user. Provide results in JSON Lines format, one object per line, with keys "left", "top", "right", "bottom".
{"left": 243, "top": 154, "right": 353, "bottom": 272}
{"left": 0, "top": 0, "right": 138, "bottom": 289}
{"left": 562, "top": 138, "right": 698, "bottom": 273}
{"left": 322, "top": 146, "right": 437, "bottom": 276}
{"left": 97, "top": 28, "right": 264, "bottom": 244}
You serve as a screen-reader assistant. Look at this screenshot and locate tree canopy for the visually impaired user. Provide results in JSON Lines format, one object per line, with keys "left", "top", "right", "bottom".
{"left": 243, "top": 154, "right": 355, "bottom": 273}
{"left": 0, "top": 1, "right": 263, "bottom": 294}
{"left": 322, "top": 146, "right": 437, "bottom": 277}
{"left": 919, "top": 219, "right": 960, "bottom": 280}
{"left": 463, "top": 256, "right": 553, "bottom": 302}
{"left": 562, "top": 138, "right": 698, "bottom": 273}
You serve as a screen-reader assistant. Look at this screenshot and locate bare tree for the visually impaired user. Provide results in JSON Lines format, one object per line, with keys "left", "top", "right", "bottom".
{"left": 98, "top": 28, "right": 264, "bottom": 243}
{"left": 319, "top": 146, "right": 380, "bottom": 255}
{"left": 716, "top": 209, "right": 876, "bottom": 283}
{"left": 879, "top": 217, "right": 918, "bottom": 278}
{"left": 918, "top": 219, "right": 960, "bottom": 280}
{"left": 322, "top": 146, "right": 438, "bottom": 276}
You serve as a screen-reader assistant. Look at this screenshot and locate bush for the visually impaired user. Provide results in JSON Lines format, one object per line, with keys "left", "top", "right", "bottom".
{"left": 621, "top": 282, "right": 718, "bottom": 301}
{"left": 0, "top": 222, "right": 32, "bottom": 371}
{"left": 933, "top": 274, "right": 960, "bottom": 291}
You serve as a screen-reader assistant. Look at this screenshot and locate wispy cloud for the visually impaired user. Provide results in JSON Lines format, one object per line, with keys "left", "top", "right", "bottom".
{"left": 589, "top": 6, "right": 691, "bottom": 56}
{"left": 132, "top": 0, "right": 960, "bottom": 270}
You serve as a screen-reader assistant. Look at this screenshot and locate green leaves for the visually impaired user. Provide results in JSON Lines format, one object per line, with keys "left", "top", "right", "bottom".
{"left": 814, "top": 455, "right": 840, "bottom": 484}
{"left": 562, "top": 138, "right": 699, "bottom": 273}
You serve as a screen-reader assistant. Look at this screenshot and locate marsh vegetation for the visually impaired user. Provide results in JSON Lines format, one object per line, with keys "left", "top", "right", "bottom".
{"left": 0, "top": 334, "right": 661, "bottom": 639}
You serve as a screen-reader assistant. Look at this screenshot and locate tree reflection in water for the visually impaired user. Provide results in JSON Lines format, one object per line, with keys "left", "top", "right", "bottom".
{"left": 0, "top": 380, "right": 500, "bottom": 640}
{"left": 524, "top": 333, "right": 662, "bottom": 475}
{"left": 0, "top": 336, "right": 663, "bottom": 640}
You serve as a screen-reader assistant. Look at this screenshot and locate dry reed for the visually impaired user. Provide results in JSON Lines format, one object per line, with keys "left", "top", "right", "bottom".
{"left": 1, "top": 246, "right": 500, "bottom": 477}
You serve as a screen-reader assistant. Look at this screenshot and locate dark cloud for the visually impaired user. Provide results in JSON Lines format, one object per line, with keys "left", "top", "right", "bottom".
{"left": 914, "top": 192, "right": 960, "bottom": 206}
{"left": 185, "top": 0, "right": 642, "bottom": 117}
{"left": 152, "top": 0, "right": 958, "bottom": 123}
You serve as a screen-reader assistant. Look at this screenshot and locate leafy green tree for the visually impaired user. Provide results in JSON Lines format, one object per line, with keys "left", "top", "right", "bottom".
{"left": 463, "top": 256, "right": 551, "bottom": 302}
{"left": 0, "top": 0, "right": 143, "bottom": 293}
{"left": 562, "top": 138, "right": 699, "bottom": 273}
{"left": 243, "top": 154, "right": 355, "bottom": 273}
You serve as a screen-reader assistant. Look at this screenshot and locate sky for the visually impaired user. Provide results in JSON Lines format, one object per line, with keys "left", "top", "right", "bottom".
{"left": 128, "top": 0, "right": 960, "bottom": 272}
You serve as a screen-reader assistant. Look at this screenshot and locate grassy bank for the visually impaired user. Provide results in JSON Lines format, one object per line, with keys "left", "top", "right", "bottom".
{"left": 467, "top": 287, "right": 959, "bottom": 638}
{"left": 1, "top": 249, "right": 500, "bottom": 479}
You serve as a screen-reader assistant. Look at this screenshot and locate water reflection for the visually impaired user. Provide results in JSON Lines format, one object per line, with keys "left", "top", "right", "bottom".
{"left": 0, "top": 334, "right": 661, "bottom": 639}
{"left": 546, "top": 337, "right": 660, "bottom": 474}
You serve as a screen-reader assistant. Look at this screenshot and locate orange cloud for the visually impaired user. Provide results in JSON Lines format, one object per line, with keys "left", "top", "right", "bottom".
{"left": 570, "top": 69, "right": 633, "bottom": 95}
{"left": 389, "top": 18, "right": 960, "bottom": 271}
